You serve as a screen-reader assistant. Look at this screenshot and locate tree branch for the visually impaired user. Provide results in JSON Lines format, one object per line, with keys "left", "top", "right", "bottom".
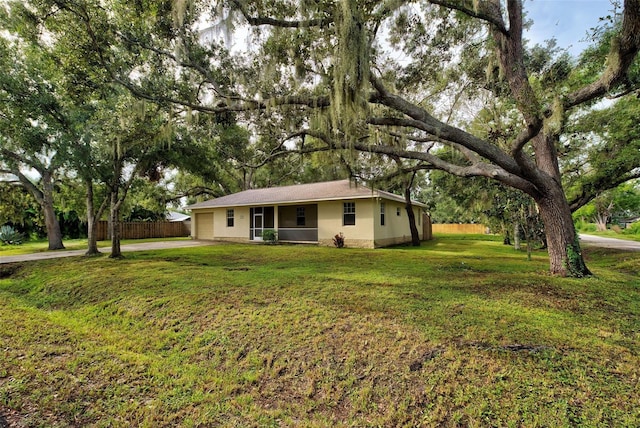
{"left": 113, "top": 76, "right": 330, "bottom": 113}
{"left": 383, "top": 130, "right": 437, "bottom": 150}
{"left": 427, "top": 0, "right": 508, "bottom": 35}
{"left": 568, "top": 171, "right": 640, "bottom": 212}
{"left": 117, "top": 32, "right": 234, "bottom": 101}
{"left": 0, "top": 170, "right": 20, "bottom": 181}
{"left": 51, "top": 0, "right": 112, "bottom": 75}
{"left": 371, "top": 118, "right": 481, "bottom": 164}
{"left": 564, "top": 0, "right": 640, "bottom": 108}
{"left": 12, "top": 169, "right": 45, "bottom": 205}
{"left": 166, "top": 186, "right": 224, "bottom": 203}
{"left": 0, "top": 148, "right": 47, "bottom": 174}
{"left": 264, "top": 129, "right": 539, "bottom": 195}
{"left": 510, "top": 121, "right": 543, "bottom": 155}
{"left": 365, "top": 82, "right": 524, "bottom": 175}
{"left": 230, "top": 0, "right": 333, "bottom": 28}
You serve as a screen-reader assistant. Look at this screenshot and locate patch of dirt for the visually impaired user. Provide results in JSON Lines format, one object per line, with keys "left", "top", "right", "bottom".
{"left": 0, "top": 408, "right": 24, "bottom": 428}
{"left": 457, "top": 340, "right": 552, "bottom": 353}
{"left": 470, "top": 280, "right": 588, "bottom": 313}
{"left": 223, "top": 267, "right": 250, "bottom": 271}
{"left": 409, "top": 347, "right": 444, "bottom": 371}
{"left": 0, "top": 264, "right": 22, "bottom": 279}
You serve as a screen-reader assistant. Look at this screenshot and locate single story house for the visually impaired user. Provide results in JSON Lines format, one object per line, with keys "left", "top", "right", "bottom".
{"left": 187, "top": 179, "right": 430, "bottom": 248}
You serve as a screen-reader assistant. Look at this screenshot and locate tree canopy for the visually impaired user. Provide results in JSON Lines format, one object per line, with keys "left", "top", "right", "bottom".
{"left": 2, "top": 0, "right": 639, "bottom": 276}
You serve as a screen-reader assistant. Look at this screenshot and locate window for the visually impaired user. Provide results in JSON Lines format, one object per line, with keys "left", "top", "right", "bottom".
{"left": 380, "top": 202, "right": 385, "bottom": 226}
{"left": 343, "top": 202, "right": 356, "bottom": 226}
{"left": 296, "top": 207, "right": 306, "bottom": 226}
{"left": 397, "top": 207, "right": 401, "bottom": 216}
{"left": 226, "top": 209, "right": 234, "bottom": 227}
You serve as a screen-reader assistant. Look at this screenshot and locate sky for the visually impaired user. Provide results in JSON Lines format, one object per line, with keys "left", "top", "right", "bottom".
{"left": 523, "top": 0, "right": 617, "bottom": 57}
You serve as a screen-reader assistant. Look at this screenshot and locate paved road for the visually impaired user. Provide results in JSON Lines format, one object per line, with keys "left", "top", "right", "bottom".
{"left": 579, "top": 234, "right": 640, "bottom": 251}
{"left": 0, "top": 240, "right": 215, "bottom": 264}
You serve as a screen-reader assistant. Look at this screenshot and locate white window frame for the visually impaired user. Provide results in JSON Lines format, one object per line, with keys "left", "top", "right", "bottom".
{"left": 343, "top": 202, "right": 356, "bottom": 226}
{"left": 226, "top": 209, "right": 235, "bottom": 227}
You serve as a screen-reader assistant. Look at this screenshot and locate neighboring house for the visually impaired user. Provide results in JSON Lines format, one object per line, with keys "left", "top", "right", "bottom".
{"left": 166, "top": 211, "right": 190, "bottom": 222}
{"left": 620, "top": 217, "right": 640, "bottom": 229}
{"left": 187, "top": 179, "right": 429, "bottom": 248}
{"left": 167, "top": 211, "right": 191, "bottom": 235}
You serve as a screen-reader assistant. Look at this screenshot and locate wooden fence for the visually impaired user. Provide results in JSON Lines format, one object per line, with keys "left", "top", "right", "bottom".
{"left": 431, "top": 224, "right": 488, "bottom": 234}
{"left": 96, "top": 221, "right": 190, "bottom": 241}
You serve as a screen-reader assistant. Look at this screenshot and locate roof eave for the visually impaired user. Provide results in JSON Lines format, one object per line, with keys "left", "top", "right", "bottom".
{"left": 187, "top": 192, "right": 427, "bottom": 210}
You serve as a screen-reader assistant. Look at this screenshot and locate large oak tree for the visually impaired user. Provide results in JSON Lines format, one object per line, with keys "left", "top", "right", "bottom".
{"left": 209, "top": 0, "right": 640, "bottom": 276}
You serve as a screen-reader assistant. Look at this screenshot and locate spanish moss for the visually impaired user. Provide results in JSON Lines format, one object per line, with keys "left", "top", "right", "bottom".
{"left": 331, "top": 0, "right": 370, "bottom": 139}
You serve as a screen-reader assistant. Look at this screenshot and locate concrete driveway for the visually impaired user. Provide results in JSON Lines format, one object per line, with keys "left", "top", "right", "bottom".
{"left": 0, "top": 240, "right": 215, "bottom": 264}
{"left": 579, "top": 234, "right": 640, "bottom": 252}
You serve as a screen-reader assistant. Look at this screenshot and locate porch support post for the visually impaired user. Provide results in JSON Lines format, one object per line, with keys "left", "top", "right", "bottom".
{"left": 274, "top": 205, "right": 279, "bottom": 233}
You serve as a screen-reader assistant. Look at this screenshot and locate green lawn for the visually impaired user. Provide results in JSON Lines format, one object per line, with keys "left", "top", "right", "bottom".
{"left": 1, "top": 236, "right": 639, "bottom": 426}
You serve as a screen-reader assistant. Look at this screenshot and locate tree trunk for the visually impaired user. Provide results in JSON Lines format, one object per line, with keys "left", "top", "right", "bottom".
{"left": 109, "top": 189, "right": 122, "bottom": 258}
{"left": 594, "top": 217, "right": 608, "bottom": 232}
{"left": 85, "top": 179, "right": 100, "bottom": 256}
{"left": 535, "top": 186, "right": 591, "bottom": 277}
{"left": 404, "top": 186, "right": 421, "bottom": 246}
{"left": 513, "top": 221, "right": 521, "bottom": 251}
{"left": 41, "top": 171, "right": 65, "bottom": 250}
{"left": 594, "top": 204, "right": 612, "bottom": 231}
{"left": 42, "top": 202, "right": 64, "bottom": 250}
{"left": 502, "top": 225, "right": 511, "bottom": 245}
{"left": 529, "top": 127, "right": 591, "bottom": 276}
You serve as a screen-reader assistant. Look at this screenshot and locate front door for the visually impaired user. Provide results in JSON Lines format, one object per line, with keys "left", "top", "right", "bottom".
{"left": 253, "top": 207, "right": 263, "bottom": 241}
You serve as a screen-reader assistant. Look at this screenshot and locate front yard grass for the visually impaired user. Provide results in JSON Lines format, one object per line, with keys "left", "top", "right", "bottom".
{"left": 1, "top": 236, "right": 639, "bottom": 426}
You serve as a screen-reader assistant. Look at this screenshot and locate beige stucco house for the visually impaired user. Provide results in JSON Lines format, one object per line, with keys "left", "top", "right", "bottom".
{"left": 187, "top": 179, "right": 430, "bottom": 248}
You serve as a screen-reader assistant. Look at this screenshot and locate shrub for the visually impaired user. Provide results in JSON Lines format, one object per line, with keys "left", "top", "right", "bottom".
{"left": 610, "top": 224, "right": 622, "bottom": 233}
{"left": 333, "top": 232, "right": 345, "bottom": 248}
{"left": 0, "top": 225, "right": 24, "bottom": 245}
{"left": 574, "top": 219, "right": 597, "bottom": 233}
{"left": 623, "top": 221, "right": 640, "bottom": 235}
{"left": 262, "top": 229, "right": 278, "bottom": 244}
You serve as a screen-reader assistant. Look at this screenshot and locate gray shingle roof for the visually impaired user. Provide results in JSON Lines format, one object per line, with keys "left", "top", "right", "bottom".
{"left": 187, "top": 179, "right": 427, "bottom": 209}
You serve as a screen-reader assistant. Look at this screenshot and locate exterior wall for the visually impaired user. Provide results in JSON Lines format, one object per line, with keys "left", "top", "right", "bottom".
{"left": 373, "top": 199, "right": 424, "bottom": 247}
{"left": 213, "top": 206, "right": 251, "bottom": 239}
{"left": 191, "top": 207, "right": 252, "bottom": 241}
{"left": 317, "top": 199, "right": 376, "bottom": 248}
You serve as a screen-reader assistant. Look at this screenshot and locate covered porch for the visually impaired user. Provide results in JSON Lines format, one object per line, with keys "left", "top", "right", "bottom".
{"left": 250, "top": 204, "right": 318, "bottom": 242}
